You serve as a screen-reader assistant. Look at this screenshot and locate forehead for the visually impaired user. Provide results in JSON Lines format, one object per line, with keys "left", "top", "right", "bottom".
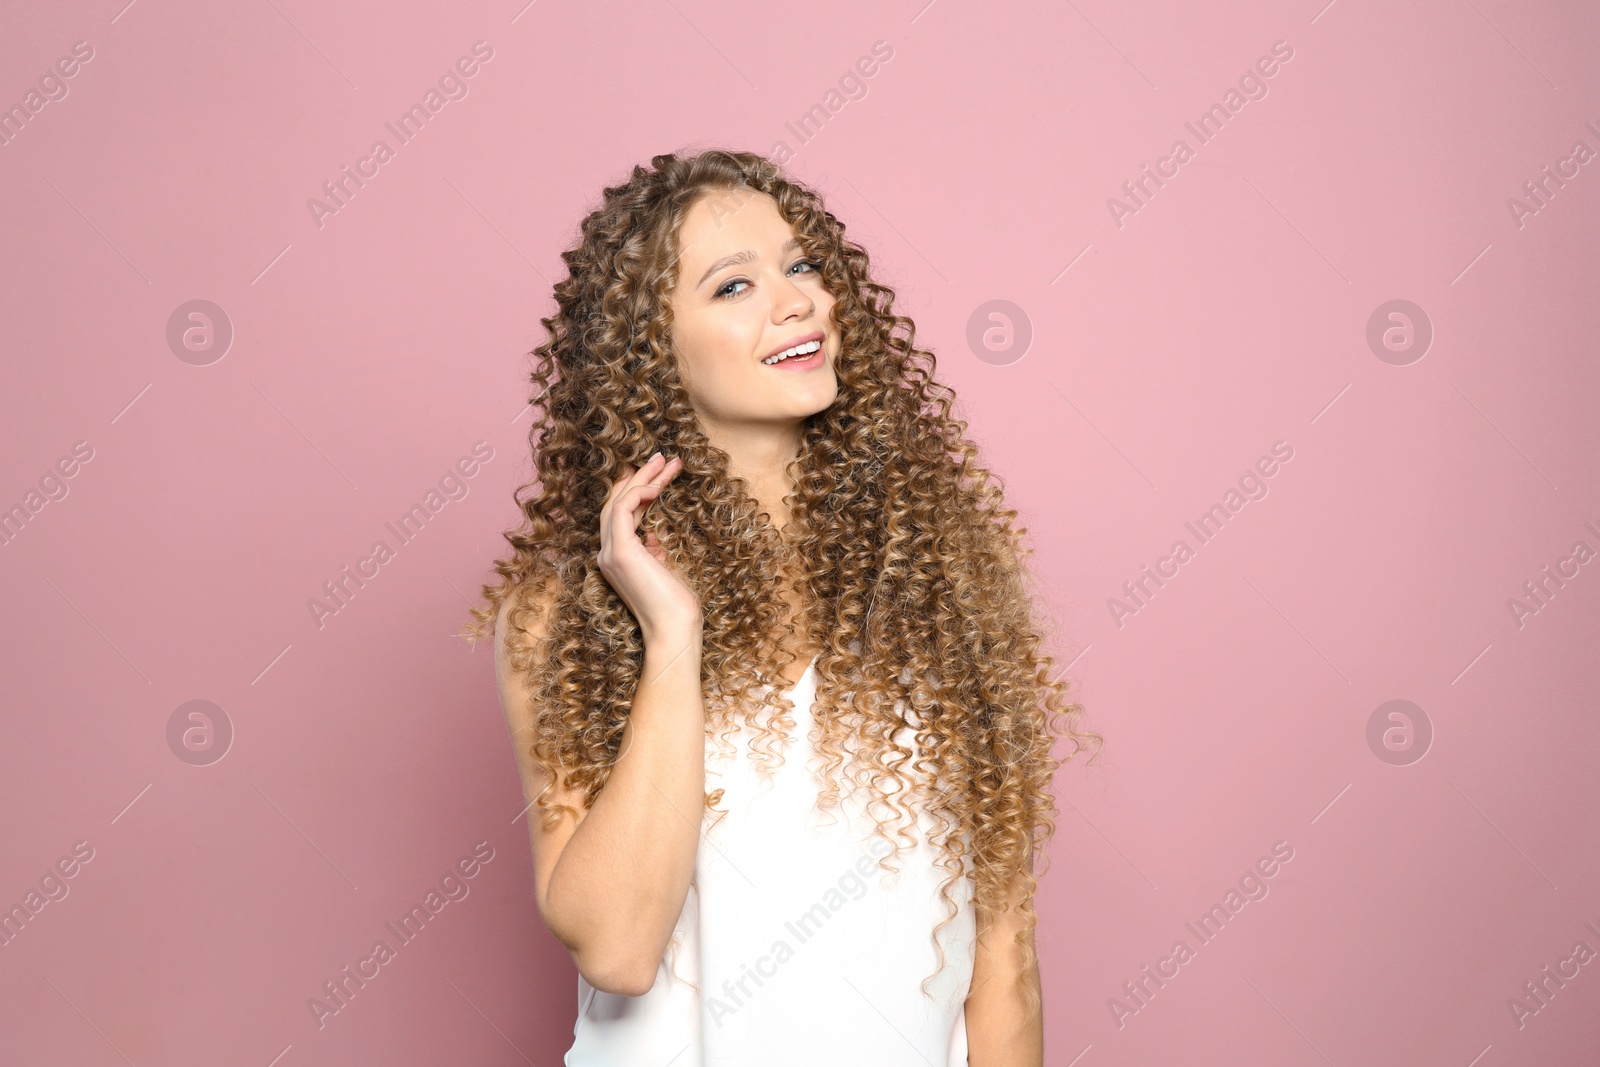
{"left": 676, "top": 189, "right": 792, "bottom": 264}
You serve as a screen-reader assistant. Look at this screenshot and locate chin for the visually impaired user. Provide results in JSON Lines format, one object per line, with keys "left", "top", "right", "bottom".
{"left": 801, "top": 387, "right": 839, "bottom": 418}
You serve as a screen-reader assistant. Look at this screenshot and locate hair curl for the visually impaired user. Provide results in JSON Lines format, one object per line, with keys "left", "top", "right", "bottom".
{"left": 461, "top": 147, "right": 1102, "bottom": 1020}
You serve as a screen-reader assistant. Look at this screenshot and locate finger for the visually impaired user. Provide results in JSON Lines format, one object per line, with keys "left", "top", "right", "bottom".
{"left": 601, "top": 458, "right": 658, "bottom": 549}
{"left": 648, "top": 455, "right": 683, "bottom": 487}
{"left": 604, "top": 453, "right": 672, "bottom": 552}
{"left": 632, "top": 459, "right": 681, "bottom": 537}
{"left": 600, "top": 465, "right": 629, "bottom": 545}
{"left": 608, "top": 477, "right": 664, "bottom": 552}
{"left": 606, "top": 456, "right": 660, "bottom": 497}
{"left": 603, "top": 463, "right": 638, "bottom": 507}
{"left": 613, "top": 456, "right": 666, "bottom": 521}
{"left": 600, "top": 470, "right": 626, "bottom": 551}
{"left": 621, "top": 479, "right": 664, "bottom": 532}
{"left": 615, "top": 454, "right": 664, "bottom": 500}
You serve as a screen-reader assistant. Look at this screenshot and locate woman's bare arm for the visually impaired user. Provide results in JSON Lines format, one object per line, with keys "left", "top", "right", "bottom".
{"left": 964, "top": 879, "right": 1045, "bottom": 1067}
{"left": 495, "top": 582, "right": 706, "bottom": 996}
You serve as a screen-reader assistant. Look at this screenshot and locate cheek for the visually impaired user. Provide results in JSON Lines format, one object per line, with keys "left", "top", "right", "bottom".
{"left": 813, "top": 288, "right": 839, "bottom": 322}
{"left": 675, "top": 320, "right": 754, "bottom": 394}
{"left": 701, "top": 317, "right": 763, "bottom": 371}
{"left": 673, "top": 319, "right": 718, "bottom": 377}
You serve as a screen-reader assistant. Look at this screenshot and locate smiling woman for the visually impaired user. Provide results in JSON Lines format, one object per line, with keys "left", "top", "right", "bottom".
{"left": 666, "top": 191, "right": 841, "bottom": 491}
{"left": 462, "top": 148, "right": 1100, "bottom": 1066}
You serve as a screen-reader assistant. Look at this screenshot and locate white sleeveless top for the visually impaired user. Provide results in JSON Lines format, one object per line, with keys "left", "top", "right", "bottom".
{"left": 564, "top": 654, "right": 977, "bottom": 1066}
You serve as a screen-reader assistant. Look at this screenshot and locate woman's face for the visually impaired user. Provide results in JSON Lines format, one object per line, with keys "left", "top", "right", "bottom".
{"left": 667, "top": 189, "right": 839, "bottom": 435}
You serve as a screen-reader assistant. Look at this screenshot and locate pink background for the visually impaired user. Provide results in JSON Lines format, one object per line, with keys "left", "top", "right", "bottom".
{"left": 3, "top": 0, "right": 1597, "bottom": 1064}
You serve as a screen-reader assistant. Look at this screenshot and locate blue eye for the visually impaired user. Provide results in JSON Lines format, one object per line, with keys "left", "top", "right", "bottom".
{"left": 714, "top": 261, "right": 820, "bottom": 300}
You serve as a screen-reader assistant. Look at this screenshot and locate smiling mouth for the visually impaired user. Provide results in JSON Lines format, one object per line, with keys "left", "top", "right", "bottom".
{"left": 762, "top": 338, "right": 824, "bottom": 365}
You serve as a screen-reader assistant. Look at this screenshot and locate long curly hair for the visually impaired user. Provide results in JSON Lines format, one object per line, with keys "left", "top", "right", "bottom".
{"left": 461, "top": 148, "right": 1101, "bottom": 1018}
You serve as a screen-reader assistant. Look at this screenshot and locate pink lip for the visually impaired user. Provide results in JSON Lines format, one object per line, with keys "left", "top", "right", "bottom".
{"left": 761, "top": 330, "right": 824, "bottom": 365}
{"left": 763, "top": 343, "right": 825, "bottom": 371}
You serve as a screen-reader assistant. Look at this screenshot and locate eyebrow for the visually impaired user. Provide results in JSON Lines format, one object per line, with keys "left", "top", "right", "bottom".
{"left": 695, "top": 236, "right": 803, "bottom": 291}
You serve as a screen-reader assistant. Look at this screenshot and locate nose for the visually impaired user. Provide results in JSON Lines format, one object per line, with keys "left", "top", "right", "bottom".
{"left": 771, "top": 270, "right": 814, "bottom": 323}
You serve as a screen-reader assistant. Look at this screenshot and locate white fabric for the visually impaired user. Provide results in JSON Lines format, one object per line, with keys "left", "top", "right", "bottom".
{"left": 565, "top": 653, "right": 976, "bottom": 1066}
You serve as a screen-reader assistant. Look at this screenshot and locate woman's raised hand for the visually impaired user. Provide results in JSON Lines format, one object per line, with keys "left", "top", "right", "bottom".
{"left": 597, "top": 453, "right": 702, "bottom": 645}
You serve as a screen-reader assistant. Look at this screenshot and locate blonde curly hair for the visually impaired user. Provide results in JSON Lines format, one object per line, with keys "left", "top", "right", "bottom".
{"left": 461, "top": 147, "right": 1102, "bottom": 1017}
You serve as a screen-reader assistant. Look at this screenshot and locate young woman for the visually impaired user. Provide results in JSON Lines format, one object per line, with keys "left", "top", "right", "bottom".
{"left": 465, "top": 149, "right": 1099, "bottom": 1066}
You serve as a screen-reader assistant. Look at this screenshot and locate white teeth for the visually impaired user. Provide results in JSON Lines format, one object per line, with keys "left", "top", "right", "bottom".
{"left": 762, "top": 339, "right": 821, "bottom": 365}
